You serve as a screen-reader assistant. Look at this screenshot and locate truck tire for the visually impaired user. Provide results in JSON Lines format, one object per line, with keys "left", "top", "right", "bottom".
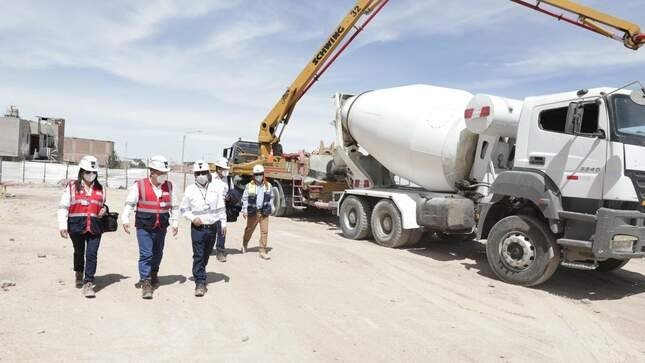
{"left": 371, "top": 199, "right": 415, "bottom": 248}
{"left": 596, "top": 258, "right": 629, "bottom": 272}
{"left": 270, "top": 181, "right": 286, "bottom": 217}
{"left": 340, "top": 196, "right": 372, "bottom": 240}
{"left": 486, "top": 215, "right": 560, "bottom": 286}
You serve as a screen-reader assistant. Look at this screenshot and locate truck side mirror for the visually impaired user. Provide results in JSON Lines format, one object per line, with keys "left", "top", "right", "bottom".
{"left": 631, "top": 89, "right": 645, "bottom": 106}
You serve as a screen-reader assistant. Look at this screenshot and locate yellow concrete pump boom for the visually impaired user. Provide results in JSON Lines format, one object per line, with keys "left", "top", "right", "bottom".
{"left": 256, "top": 0, "right": 388, "bottom": 160}
{"left": 511, "top": 0, "right": 645, "bottom": 50}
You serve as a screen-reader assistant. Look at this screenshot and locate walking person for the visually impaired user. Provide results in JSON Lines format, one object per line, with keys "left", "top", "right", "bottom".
{"left": 57, "top": 155, "right": 107, "bottom": 298}
{"left": 122, "top": 155, "right": 179, "bottom": 299}
{"left": 212, "top": 157, "right": 230, "bottom": 262}
{"left": 241, "top": 164, "right": 273, "bottom": 260}
{"left": 180, "top": 160, "right": 226, "bottom": 297}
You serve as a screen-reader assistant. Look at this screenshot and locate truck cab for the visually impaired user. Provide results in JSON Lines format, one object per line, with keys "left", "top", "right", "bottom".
{"left": 479, "top": 86, "right": 645, "bottom": 285}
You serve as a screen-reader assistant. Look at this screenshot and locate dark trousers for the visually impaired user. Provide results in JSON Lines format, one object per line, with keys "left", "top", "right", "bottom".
{"left": 137, "top": 228, "right": 167, "bottom": 282}
{"left": 70, "top": 232, "right": 101, "bottom": 283}
{"left": 191, "top": 225, "right": 217, "bottom": 284}
{"left": 215, "top": 221, "right": 225, "bottom": 253}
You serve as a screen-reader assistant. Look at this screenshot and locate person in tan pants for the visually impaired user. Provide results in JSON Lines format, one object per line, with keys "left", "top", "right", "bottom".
{"left": 241, "top": 164, "right": 273, "bottom": 260}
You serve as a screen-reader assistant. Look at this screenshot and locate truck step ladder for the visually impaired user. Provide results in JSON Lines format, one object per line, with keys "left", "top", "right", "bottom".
{"left": 291, "top": 178, "right": 307, "bottom": 210}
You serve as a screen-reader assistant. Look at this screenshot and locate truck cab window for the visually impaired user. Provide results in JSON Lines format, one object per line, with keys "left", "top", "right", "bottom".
{"left": 539, "top": 107, "right": 568, "bottom": 133}
{"left": 579, "top": 103, "right": 600, "bottom": 133}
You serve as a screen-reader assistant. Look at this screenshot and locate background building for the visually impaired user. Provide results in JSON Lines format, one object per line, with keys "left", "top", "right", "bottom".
{"left": 63, "top": 137, "right": 114, "bottom": 165}
{"left": 0, "top": 106, "right": 65, "bottom": 161}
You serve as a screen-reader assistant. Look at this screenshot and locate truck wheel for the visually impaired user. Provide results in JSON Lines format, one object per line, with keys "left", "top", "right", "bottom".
{"left": 270, "top": 181, "right": 286, "bottom": 217}
{"left": 596, "top": 259, "right": 629, "bottom": 272}
{"left": 486, "top": 215, "right": 560, "bottom": 286}
{"left": 371, "top": 199, "right": 414, "bottom": 248}
{"left": 340, "top": 196, "right": 372, "bottom": 240}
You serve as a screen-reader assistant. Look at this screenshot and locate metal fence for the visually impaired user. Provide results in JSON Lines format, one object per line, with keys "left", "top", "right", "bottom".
{"left": 0, "top": 159, "right": 195, "bottom": 190}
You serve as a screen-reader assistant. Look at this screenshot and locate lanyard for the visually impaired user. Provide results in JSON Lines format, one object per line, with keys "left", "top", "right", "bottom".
{"left": 196, "top": 183, "right": 210, "bottom": 207}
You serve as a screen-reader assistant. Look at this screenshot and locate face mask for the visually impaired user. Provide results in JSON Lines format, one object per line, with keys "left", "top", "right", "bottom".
{"left": 156, "top": 174, "right": 168, "bottom": 184}
{"left": 254, "top": 175, "right": 263, "bottom": 183}
{"left": 218, "top": 170, "right": 229, "bottom": 178}
{"left": 196, "top": 175, "right": 209, "bottom": 185}
{"left": 83, "top": 173, "right": 96, "bottom": 183}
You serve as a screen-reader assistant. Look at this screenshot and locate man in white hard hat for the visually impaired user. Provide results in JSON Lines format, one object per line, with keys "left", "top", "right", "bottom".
{"left": 122, "top": 155, "right": 179, "bottom": 299}
{"left": 180, "top": 160, "right": 226, "bottom": 297}
{"left": 211, "top": 157, "right": 230, "bottom": 262}
{"left": 241, "top": 164, "right": 273, "bottom": 260}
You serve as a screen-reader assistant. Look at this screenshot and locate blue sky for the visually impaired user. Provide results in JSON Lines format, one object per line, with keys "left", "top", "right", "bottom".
{"left": 0, "top": 0, "right": 643, "bottom": 162}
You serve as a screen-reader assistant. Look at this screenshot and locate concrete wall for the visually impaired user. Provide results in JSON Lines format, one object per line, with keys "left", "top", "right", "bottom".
{"left": 0, "top": 117, "right": 30, "bottom": 159}
{"left": 63, "top": 137, "right": 114, "bottom": 165}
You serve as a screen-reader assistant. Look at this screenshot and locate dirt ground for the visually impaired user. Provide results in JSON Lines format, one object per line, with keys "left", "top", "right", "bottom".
{"left": 2, "top": 185, "right": 645, "bottom": 362}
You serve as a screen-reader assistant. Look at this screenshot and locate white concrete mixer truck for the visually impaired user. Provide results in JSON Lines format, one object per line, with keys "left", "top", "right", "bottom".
{"left": 333, "top": 83, "right": 645, "bottom": 286}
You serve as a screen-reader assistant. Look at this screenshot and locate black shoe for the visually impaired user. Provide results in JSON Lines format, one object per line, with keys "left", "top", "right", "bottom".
{"left": 141, "top": 280, "right": 153, "bottom": 299}
{"left": 195, "top": 283, "right": 206, "bottom": 297}
{"left": 216, "top": 251, "right": 227, "bottom": 262}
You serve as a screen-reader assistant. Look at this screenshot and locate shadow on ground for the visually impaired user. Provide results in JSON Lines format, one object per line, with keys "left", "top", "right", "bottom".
{"left": 188, "top": 272, "right": 230, "bottom": 284}
{"left": 286, "top": 209, "right": 339, "bottom": 230}
{"left": 93, "top": 274, "right": 129, "bottom": 292}
{"left": 407, "top": 235, "right": 645, "bottom": 301}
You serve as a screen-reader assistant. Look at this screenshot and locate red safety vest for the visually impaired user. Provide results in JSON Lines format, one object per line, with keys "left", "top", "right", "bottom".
{"left": 68, "top": 180, "right": 104, "bottom": 234}
{"left": 136, "top": 178, "right": 172, "bottom": 229}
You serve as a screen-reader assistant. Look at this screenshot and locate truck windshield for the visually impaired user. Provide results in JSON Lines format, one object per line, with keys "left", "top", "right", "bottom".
{"left": 611, "top": 94, "right": 645, "bottom": 137}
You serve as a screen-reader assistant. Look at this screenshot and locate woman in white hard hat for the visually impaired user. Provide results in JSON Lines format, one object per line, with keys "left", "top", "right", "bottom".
{"left": 180, "top": 160, "right": 226, "bottom": 297}
{"left": 241, "top": 164, "right": 273, "bottom": 260}
{"left": 211, "top": 157, "right": 231, "bottom": 262}
{"left": 57, "top": 155, "right": 107, "bottom": 298}
{"left": 122, "top": 155, "right": 179, "bottom": 299}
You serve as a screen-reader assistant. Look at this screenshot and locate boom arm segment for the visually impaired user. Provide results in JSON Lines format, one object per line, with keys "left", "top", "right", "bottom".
{"left": 511, "top": 0, "right": 645, "bottom": 50}
{"left": 257, "top": 0, "right": 388, "bottom": 159}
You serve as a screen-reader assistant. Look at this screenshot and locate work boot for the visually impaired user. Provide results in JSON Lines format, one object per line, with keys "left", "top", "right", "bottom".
{"left": 259, "top": 249, "right": 271, "bottom": 260}
{"left": 141, "top": 279, "right": 153, "bottom": 300}
{"left": 151, "top": 270, "right": 159, "bottom": 288}
{"left": 83, "top": 282, "right": 95, "bottom": 298}
{"left": 241, "top": 242, "right": 248, "bottom": 254}
{"left": 195, "top": 283, "right": 207, "bottom": 297}
{"left": 216, "top": 251, "right": 227, "bottom": 262}
{"left": 75, "top": 271, "right": 83, "bottom": 288}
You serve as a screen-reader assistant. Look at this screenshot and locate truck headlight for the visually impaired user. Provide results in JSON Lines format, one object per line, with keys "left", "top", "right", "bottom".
{"left": 611, "top": 235, "right": 637, "bottom": 253}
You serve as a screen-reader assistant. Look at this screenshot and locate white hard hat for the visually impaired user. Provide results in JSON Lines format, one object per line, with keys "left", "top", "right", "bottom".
{"left": 253, "top": 164, "right": 265, "bottom": 174}
{"left": 79, "top": 155, "right": 99, "bottom": 172}
{"left": 214, "top": 157, "right": 230, "bottom": 170}
{"left": 193, "top": 160, "right": 210, "bottom": 172}
{"left": 148, "top": 155, "right": 170, "bottom": 172}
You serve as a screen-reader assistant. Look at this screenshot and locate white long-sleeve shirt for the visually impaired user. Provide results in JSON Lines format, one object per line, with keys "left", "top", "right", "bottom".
{"left": 211, "top": 174, "right": 229, "bottom": 225}
{"left": 57, "top": 181, "right": 105, "bottom": 230}
{"left": 121, "top": 179, "right": 179, "bottom": 228}
{"left": 180, "top": 182, "right": 226, "bottom": 228}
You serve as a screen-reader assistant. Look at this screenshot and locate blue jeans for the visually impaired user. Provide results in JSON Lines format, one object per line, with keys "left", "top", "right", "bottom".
{"left": 136, "top": 228, "right": 167, "bottom": 281}
{"left": 70, "top": 233, "right": 101, "bottom": 283}
{"left": 215, "top": 221, "right": 225, "bottom": 253}
{"left": 191, "top": 225, "right": 217, "bottom": 284}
